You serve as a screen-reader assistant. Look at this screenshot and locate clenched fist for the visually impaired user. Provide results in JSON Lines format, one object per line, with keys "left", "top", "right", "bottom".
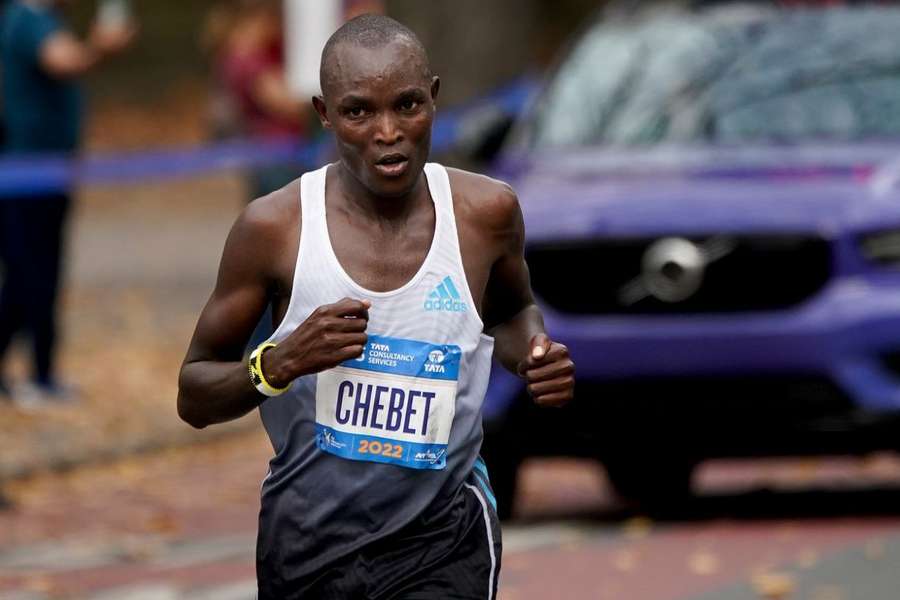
{"left": 262, "top": 298, "right": 370, "bottom": 388}
{"left": 517, "top": 333, "right": 574, "bottom": 407}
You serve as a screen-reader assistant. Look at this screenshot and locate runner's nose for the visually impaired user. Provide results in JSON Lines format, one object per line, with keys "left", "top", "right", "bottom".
{"left": 374, "top": 113, "right": 403, "bottom": 146}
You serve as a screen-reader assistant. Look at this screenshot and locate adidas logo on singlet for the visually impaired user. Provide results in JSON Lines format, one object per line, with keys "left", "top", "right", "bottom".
{"left": 424, "top": 276, "right": 468, "bottom": 313}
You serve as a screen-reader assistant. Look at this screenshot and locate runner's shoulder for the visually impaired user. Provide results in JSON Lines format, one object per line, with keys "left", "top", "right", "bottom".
{"left": 232, "top": 177, "right": 302, "bottom": 249}
{"left": 445, "top": 167, "right": 520, "bottom": 235}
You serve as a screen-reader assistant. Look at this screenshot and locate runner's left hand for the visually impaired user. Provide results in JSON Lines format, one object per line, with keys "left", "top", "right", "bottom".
{"left": 517, "top": 333, "right": 574, "bottom": 407}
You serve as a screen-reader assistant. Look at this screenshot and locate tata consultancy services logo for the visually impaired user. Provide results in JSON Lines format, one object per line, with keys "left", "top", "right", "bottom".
{"left": 425, "top": 349, "right": 446, "bottom": 374}
{"left": 424, "top": 276, "right": 468, "bottom": 312}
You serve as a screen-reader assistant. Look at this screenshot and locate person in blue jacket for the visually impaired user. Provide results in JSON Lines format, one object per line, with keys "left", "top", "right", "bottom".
{"left": 0, "top": 0, "right": 134, "bottom": 407}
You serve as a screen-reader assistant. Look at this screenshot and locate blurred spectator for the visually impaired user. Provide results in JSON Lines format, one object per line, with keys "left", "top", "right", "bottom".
{"left": 203, "top": 0, "right": 309, "bottom": 200}
{"left": 202, "top": 1, "right": 382, "bottom": 348}
{"left": 0, "top": 0, "right": 135, "bottom": 408}
{"left": 203, "top": 0, "right": 311, "bottom": 350}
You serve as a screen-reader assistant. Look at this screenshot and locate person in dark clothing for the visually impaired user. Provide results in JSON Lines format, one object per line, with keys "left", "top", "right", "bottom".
{"left": 0, "top": 0, "right": 134, "bottom": 406}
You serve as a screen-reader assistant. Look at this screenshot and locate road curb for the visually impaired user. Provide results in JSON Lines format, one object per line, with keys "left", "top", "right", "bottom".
{"left": 0, "top": 418, "right": 258, "bottom": 488}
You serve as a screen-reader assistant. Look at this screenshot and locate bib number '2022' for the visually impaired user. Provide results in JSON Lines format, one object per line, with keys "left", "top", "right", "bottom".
{"left": 358, "top": 440, "right": 403, "bottom": 459}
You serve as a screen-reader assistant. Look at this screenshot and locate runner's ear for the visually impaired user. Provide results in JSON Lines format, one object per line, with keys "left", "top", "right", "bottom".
{"left": 430, "top": 76, "right": 440, "bottom": 104}
{"left": 313, "top": 95, "right": 331, "bottom": 129}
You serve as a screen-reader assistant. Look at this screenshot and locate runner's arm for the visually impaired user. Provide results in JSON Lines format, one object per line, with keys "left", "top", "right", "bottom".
{"left": 482, "top": 186, "right": 543, "bottom": 372}
{"left": 178, "top": 194, "right": 370, "bottom": 428}
{"left": 177, "top": 202, "right": 280, "bottom": 429}
{"left": 482, "top": 186, "right": 574, "bottom": 407}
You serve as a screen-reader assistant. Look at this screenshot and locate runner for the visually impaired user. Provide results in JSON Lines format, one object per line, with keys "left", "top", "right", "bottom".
{"left": 177, "top": 14, "right": 575, "bottom": 599}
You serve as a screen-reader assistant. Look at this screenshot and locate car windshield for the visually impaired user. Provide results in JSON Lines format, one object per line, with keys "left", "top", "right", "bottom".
{"left": 523, "top": 6, "right": 900, "bottom": 148}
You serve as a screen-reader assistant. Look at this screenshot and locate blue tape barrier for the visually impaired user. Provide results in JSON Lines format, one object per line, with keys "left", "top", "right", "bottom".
{"left": 0, "top": 76, "right": 537, "bottom": 198}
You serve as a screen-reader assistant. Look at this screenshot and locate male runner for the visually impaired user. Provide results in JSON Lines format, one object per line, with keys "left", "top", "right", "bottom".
{"left": 178, "top": 14, "right": 574, "bottom": 599}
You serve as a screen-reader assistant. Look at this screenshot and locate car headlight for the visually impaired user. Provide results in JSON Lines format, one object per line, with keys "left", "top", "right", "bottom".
{"left": 859, "top": 229, "right": 900, "bottom": 266}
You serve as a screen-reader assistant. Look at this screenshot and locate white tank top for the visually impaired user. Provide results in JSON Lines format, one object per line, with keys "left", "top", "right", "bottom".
{"left": 257, "top": 163, "right": 495, "bottom": 575}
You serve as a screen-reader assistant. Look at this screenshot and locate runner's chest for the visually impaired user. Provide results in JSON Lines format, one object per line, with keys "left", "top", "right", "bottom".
{"left": 328, "top": 215, "right": 436, "bottom": 293}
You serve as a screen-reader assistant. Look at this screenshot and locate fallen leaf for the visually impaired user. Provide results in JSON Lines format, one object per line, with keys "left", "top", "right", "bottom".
{"left": 687, "top": 550, "right": 720, "bottom": 576}
{"left": 23, "top": 575, "right": 55, "bottom": 593}
{"left": 621, "top": 516, "right": 654, "bottom": 540}
{"left": 864, "top": 539, "right": 885, "bottom": 561}
{"left": 612, "top": 548, "right": 639, "bottom": 572}
{"left": 751, "top": 571, "right": 796, "bottom": 599}
{"left": 810, "top": 585, "right": 845, "bottom": 600}
{"left": 142, "top": 512, "right": 181, "bottom": 535}
{"left": 797, "top": 548, "right": 819, "bottom": 569}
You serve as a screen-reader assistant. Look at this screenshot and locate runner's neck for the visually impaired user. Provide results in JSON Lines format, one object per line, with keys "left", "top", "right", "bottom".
{"left": 333, "top": 162, "right": 431, "bottom": 226}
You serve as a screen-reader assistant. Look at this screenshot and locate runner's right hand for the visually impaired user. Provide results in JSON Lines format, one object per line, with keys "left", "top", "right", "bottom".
{"left": 261, "top": 298, "right": 370, "bottom": 388}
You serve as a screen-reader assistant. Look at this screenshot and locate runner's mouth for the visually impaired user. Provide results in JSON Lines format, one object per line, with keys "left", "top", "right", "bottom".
{"left": 374, "top": 154, "right": 409, "bottom": 177}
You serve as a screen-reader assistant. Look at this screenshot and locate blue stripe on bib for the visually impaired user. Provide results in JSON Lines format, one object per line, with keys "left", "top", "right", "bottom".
{"left": 316, "top": 424, "right": 448, "bottom": 469}
{"left": 342, "top": 334, "right": 461, "bottom": 381}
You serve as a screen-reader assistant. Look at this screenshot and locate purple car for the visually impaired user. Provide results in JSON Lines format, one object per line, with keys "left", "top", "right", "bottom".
{"left": 478, "top": 3, "right": 900, "bottom": 518}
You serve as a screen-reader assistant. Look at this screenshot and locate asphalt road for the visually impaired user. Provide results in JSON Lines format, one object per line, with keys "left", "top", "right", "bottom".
{"left": 2, "top": 429, "right": 900, "bottom": 600}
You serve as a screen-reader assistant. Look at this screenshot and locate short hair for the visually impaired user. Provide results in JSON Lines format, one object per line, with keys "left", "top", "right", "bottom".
{"left": 319, "top": 14, "right": 430, "bottom": 94}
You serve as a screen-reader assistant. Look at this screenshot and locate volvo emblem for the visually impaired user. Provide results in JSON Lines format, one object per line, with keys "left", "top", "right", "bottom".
{"left": 618, "top": 236, "right": 737, "bottom": 305}
{"left": 641, "top": 237, "right": 705, "bottom": 302}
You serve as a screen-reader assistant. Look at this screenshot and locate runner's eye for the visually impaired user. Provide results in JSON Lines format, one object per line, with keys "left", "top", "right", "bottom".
{"left": 347, "top": 106, "right": 367, "bottom": 118}
{"left": 399, "top": 99, "right": 419, "bottom": 112}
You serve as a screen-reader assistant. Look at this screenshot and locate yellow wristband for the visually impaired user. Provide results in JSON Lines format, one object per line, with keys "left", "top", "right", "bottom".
{"left": 249, "top": 342, "right": 292, "bottom": 397}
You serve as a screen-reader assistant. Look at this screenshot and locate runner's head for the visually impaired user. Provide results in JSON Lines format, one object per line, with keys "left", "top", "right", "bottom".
{"left": 314, "top": 14, "right": 439, "bottom": 199}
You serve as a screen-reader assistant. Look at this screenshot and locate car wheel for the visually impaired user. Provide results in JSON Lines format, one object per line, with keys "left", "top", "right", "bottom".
{"left": 603, "top": 455, "right": 697, "bottom": 514}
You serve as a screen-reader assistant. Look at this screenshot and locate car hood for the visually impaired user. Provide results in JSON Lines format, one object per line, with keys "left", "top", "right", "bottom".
{"left": 496, "top": 144, "right": 900, "bottom": 241}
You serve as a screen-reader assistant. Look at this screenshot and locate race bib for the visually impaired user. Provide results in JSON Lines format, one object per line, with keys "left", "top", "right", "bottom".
{"left": 315, "top": 334, "right": 461, "bottom": 470}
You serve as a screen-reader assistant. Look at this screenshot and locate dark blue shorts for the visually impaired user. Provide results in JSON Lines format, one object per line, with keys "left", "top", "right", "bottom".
{"left": 257, "top": 471, "right": 502, "bottom": 600}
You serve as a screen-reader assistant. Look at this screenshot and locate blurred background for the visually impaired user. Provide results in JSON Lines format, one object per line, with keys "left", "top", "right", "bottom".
{"left": 4, "top": 0, "right": 900, "bottom": 598}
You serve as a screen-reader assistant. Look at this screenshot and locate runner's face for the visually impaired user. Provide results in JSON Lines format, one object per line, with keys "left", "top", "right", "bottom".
{"left": 316, "top": 39, "right": 438, "bottom": 198}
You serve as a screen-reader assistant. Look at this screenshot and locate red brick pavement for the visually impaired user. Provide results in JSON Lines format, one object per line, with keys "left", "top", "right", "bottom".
{"left": 3, "top": 431, "right": 900, "bottom": 599}
{"left": 500, "top": 518, "right": 900, "bottom": 600}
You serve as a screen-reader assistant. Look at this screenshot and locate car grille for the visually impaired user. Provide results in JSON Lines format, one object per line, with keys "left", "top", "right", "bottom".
{"left": 497, "top": 374, "right": 857, "bottom": 457}
{"left": 526, "top": 234, "right": 831, "bottom": 315}
{"left": 879, "top": 351, "right": 900, "bottom": 378}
